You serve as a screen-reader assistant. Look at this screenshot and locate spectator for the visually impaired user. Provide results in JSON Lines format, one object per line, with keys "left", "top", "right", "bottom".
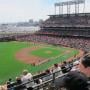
{"left": 35, "top": 79, "right": 42, "bottom": 85}
{"left": 82, "top": 55, "right": 90, "bottom": 68}
{"left": 52, "top": 64, "right": 62, "bottom": 77}
{"left": 21, "top": 69, "right": 34, "bottom": 90}
{"left": 14, "top": 77, "right": 25, "bottom": 90}
{"left": 61, "top": 61, "right": 70, "bottom": 73}
{"left": 63, "top": 71, "right": 89, "bottom": 90}
{"left": 71, "top": 60, "right": 80, "bottom": 71}
{"left": 78, "top": 54, "right": 90, "bottom": 78}
{"left": 7, "top": 78, "right": 15, "bottom": 90}
{"left": 42, "top": 69, "right": 52, "bottom": 82}
{"left": 34, "top": 79, "right": 43, "bottom": 90}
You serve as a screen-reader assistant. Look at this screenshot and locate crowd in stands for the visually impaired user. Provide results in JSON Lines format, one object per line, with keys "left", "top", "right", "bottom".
{"left": 40, "top": 14, "right": 90, "bottom": 37}
{"left": 5, "top": 54, "right": 90, "bottom": 90}
{"left": 16, "top": 34, "right": 90, "bottom": 52}
{"left": 37, "top": 29, "right": 90, "bottom": 37}
{"left": 41, "top": 14, "right": 90, "bottom": 27}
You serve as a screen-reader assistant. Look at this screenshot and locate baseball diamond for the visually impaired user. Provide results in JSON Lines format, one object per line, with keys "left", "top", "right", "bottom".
{"left": 0, "top": 41, "right": 81, "bottom": 84}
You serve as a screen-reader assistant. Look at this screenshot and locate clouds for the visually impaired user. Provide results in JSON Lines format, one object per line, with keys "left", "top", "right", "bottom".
{"left": 0, "top": 0, "right": 56, "bottom": 23}
{"left": 0, "top": 0, "right": 89, "bottom": 23}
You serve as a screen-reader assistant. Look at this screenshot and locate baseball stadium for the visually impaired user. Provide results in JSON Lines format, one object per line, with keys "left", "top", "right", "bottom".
{"left": 0, "top": 0, "right": 90, "bottom": 90}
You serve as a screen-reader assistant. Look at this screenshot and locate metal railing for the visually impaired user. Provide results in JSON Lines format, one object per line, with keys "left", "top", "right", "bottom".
{"left": 8, "top": 63, "right": 90, "bottom": 90}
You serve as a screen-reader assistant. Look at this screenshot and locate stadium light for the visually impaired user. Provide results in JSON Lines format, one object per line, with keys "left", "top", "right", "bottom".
{"left": 55, "top": 0, "right": 85, "bottom": 6}
{"left": 54, "top": 0, "right": 85, "bottom": 15}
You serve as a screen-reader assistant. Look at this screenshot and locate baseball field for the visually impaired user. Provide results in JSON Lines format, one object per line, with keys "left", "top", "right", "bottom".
{"left": 0, "top": 41, "right": 79, "bottom": 84}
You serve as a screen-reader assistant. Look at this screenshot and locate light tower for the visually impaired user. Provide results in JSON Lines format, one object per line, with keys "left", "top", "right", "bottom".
{"left": 55, "top": 0, "right": 85, "bottom": 15}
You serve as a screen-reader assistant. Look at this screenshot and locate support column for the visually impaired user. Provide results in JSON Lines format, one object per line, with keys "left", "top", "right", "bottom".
{"left": 83, "top": 0, "right": 85, "bottom": 13}
{"left": 55, "top": 5, "right": 56, "bottom": 15}
{"left": 75, "top": 2, "right": 77, "bottom": 14}
{"left": 59, "top": 6, "right": 61, "bottom": 15}
{"left": 77, "top": 3, "right": 79, "bottom": 14}
{"left": 67, "top": 4, "right": 70, "bottom": 15}
{"left": 62, "top": 5, "right": 63, "bottom": 15}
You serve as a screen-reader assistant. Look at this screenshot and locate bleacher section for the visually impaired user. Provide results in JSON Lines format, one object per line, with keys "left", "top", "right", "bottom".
{"left": 6, "top": 56, "right": 90, "bottom": 90}
{"left": 16, "top": 35, "right": 90, "bottom": 52}
{"left": 38, "top": 13, "right": 90, "bottom": 37}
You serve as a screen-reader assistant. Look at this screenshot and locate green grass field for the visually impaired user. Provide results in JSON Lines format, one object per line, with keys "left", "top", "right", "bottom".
{"left": 0, "top": 42, "right": 79, "bottom": 84}
{"left": 31, "top": 47, "right": 63, "bottom": 58}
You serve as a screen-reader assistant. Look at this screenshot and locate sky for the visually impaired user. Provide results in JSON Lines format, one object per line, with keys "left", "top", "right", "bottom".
{"left": 0, "top": 0, "right": 90, "bottom": 23}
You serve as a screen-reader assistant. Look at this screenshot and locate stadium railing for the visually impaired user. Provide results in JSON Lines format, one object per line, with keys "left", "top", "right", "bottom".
{"left": 8, "top": 58, "right": 90, "bottom": 90}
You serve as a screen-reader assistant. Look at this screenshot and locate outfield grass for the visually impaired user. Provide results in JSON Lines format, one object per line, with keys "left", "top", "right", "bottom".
{"left": 0, "top": 42, "right": 79, "bottom": 84}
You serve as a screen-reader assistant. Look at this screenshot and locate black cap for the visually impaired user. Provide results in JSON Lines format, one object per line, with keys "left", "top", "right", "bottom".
{"left": 82, "top": 55, "right": 90, "bottom": 68}
{"left": 63, "top": 71, "right": 88, "bottom": 90}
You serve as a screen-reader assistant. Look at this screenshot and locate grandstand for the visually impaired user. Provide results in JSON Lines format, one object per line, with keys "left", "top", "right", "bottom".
{"left": 39, "top": 13, "right": 90, "bottom": 37}
{"left": 38, "top": 0, "right": 90, "bottom": 37}
{"left": 34, "top": 0, "right": 90, "bottom": 52}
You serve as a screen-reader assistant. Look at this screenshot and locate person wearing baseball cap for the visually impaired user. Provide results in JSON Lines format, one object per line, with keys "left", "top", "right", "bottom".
{"left": 82, "top": 54, "right": 90, "bottom": 68}
{"left": 63, "top": 71, "right": 89, "bottom": 90}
